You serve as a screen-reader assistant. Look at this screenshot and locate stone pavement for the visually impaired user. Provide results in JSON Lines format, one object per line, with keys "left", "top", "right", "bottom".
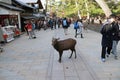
{"left": 0, "top": 25, "right": 120, "bottom": 80}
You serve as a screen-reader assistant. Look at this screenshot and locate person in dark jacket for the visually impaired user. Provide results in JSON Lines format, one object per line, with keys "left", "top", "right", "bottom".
{"left": 62, "top": 18, "right": 69, "bottom": 35}
{"left": 74, "top": 19, "right": 84, "bottom": 38}
{"left": 49, "top": 18, "right": 53, "bottom": 30}
{"left": 100, "top": 16, "right": 114, "bottom": 62}
{"left": 111, "top": 17, "right": 120, "bottom": 59}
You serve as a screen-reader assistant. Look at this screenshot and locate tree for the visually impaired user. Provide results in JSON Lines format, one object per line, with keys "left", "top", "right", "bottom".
{"left": 106, "top": 1, "right": 120, "bottom": 15}
{"left": 95, "top": 0, "right": 112, "bottom": 17}
{"left": 47, "top": 0, "right": 113, "bottom": 18}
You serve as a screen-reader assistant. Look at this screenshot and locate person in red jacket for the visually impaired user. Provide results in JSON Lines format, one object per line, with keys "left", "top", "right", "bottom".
{"left": 25, "top": 21, "right": 36, "bottom": 39}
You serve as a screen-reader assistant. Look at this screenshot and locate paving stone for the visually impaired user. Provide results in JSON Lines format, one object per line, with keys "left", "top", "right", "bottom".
{"left": 0, "top": 25, "right": 120, "bottom": 80}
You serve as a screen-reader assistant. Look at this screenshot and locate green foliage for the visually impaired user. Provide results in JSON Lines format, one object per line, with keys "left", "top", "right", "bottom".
{"left": 104, "top": 0, "right": 120, "bottom": 15}
{"left": 47, "top": 0, "right": 120, "bottom": 18}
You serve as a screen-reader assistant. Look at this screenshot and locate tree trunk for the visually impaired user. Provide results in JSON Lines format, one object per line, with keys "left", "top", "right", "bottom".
{"left": 95, "top": 0, "right": 112, "bottom": 17}
{"left": 84, "top": 0, "right": 89, "bottom": 19}
{"left": 45, "top": 0, "right": 48, "bottom": 15}
{"left": 75, "top": 0, "right": 81, "bottom": 19}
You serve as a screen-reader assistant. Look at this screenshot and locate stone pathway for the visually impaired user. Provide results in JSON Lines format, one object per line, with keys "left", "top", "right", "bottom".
{"left": 0, "top": 25, "right": 120, "bottom": 80}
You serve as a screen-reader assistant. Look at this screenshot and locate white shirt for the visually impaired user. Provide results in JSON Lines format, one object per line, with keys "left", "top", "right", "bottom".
{"left": 78, "top": 21, "right": 83, "bottom": 27}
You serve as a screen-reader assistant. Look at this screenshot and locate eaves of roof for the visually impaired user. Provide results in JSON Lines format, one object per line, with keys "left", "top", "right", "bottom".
{"left": 21, "top": 15, "right": 38, "bottom": 19}
{"left": 15, "top": 0, "right": 36, "bottom": 9}
{"left": 0, "top": 1, "right": 24, "bottom": 11}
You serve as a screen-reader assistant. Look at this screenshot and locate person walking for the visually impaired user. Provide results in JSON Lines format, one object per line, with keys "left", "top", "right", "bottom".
{"left": 25, "top": 21, "right": 36, "bottom": 39}
{"left": 58, "top": 18, "right": 61, "bottom": 28}
{"left": 31, "top": 20, "right": 36, "bottom": 39}
{"left": 74, "top": 20, "right": 79, "bottom": 38}
{"left": 0, "top": 25, "right": 4, "bottom": 42}
{"left": 62, "top": 17, "right": 69, "bottom": 35}
{"left": 111, "top": 16, "right": 120, "bottom": 60}
{"left": 74, "top": 19, "right": 84, "bottom": 38}
{"left": 49, "top": 18, "right": 53, "bottom": 30}
{"left": 24, "top": 21, "right": 29, "bottom": 35}
{"left": 0, "top": 25, "right": 4, "bottom": 52}
{"left": 100, "top": 17, "right": 113, "bottom": 62}
{"left": 43, "top": 20, "right": 47, "bottom": 30}
{"left": 36, "top": 20, "right": 40, "bottom": 31}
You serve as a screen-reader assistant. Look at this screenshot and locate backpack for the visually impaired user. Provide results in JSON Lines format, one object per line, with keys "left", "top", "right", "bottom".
{"left": 74, "top": 22, "right": 79, "bottom": 29}
{"left": 63, "top": 20, "right": 67, "bottom": 26}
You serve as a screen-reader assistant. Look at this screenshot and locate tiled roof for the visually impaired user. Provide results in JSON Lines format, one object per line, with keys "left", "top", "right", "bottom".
{"left": 15, "top": 0, "right": 36, "bottom": 9}
{"left": 0, "top": 1, "right": 24, "bottom": 11}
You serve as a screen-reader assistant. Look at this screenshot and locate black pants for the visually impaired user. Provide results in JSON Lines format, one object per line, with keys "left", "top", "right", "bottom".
{"left": 101, "top": 46, "right": 112, "bottom": 58}
{"left": 75, "top": 29, "right": 78, "bottom": 37}
{"left": 75, "top": 29, "right": 83, "bottom": 38}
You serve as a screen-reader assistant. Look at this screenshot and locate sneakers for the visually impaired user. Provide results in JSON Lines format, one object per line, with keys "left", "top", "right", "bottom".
{"left": 101, "top": 58, "right": 106, "bottom": 62}
{"left": 33, "top": 37, "right": 36, "bottom": 39}
{"left": 106, "top": 54, "right": 109, "bottom": 57}
{"left": 75, "top": 35, "right": 77, "bottom": 38}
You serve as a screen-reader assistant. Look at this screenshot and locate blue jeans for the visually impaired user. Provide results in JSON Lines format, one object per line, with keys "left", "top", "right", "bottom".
{"left": 112, "top": 40, "right": 119, "bottom": 56}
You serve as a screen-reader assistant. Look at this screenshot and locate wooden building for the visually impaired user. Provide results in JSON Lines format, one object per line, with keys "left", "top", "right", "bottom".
{"left": 12, "top": 0, "right": 44, "bottom": 32}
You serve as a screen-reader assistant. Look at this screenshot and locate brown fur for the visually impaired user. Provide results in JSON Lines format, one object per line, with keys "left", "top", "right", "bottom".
{"left": 52, "top": 38, "right": 77, "bottom": 63}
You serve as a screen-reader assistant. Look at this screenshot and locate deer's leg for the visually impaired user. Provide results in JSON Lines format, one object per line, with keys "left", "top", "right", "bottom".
{"left": 58, "top": 51, "right": 63, "bottom": 63}
{"left": 74, "top": 49, "right": 77, "bottom": 59}
{"left": 69, "top": 49, "right": 73, "bottom": 59}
